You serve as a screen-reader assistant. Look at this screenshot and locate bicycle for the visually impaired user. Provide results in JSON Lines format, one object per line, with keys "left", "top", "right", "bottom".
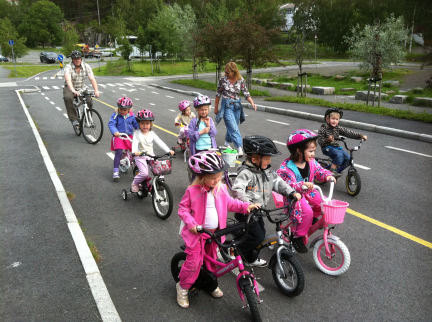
{"left": 117, "top": 133, "right": 135, "bottom": 174}
{"left": 72, "top": 89, "right": 104, "bottom": 144}
{"left": 219, "top": 200, "right": 305, "bottom": 297}
{"left": 121, "top": 152, "right": 174, "bottom": 220}
{"left": 171, "top": 215, "right": 263, "bottom": 322}
{"left": 171, "top": 123, "right": 190, "bottom": 163}
{"left": 275, "top": 181, "right": 351, "bottom": 276}
{"left": 314, "top": 136, "right": 365, "bottom": 196}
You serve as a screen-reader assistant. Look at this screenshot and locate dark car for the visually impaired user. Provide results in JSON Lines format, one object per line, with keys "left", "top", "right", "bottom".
{"left": 40, "top": 51, "right": 58, "bottom": 63}
{"left": 0, "top": 55, "right": 9, "bottom": 62}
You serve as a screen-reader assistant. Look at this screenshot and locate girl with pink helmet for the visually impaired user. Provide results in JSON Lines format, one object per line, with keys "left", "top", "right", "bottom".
{"left": 174, "top": 100, "right": 196, "bottom": 144}
{"left": 108, "top": 97, "right": 139, "bottom": 181}
{"left": 277, "top": 129, "right": 335, "bottom": 253}
{"left": 130, "top": 109, "right": 174, "bottom": 192}
{"left": 176, "top": 151, "right": 259, "bottom": 308}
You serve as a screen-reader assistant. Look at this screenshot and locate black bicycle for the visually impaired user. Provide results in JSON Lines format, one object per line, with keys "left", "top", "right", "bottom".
{"left": 72, "top": 90, "right": 103, "bottom": 144}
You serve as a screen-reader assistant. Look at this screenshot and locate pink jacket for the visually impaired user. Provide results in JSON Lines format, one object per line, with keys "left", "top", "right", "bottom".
{"left": 178, "top": 184, "right": 250, "bottom": 249}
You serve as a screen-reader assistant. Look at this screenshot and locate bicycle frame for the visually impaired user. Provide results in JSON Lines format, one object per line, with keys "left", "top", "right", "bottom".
{"left": 318, "top": 137, "right": 364, "bottom": 174}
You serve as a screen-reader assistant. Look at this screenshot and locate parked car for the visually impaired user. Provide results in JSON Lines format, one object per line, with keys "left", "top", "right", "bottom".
{"left": 0, "top": 55, "right": 9, "bottom": 62}
{"left": 40, "top": 51, "right": 58, "bottom": 63}
{"left": 99, "top": 48, "right": 114, "bottom": 57}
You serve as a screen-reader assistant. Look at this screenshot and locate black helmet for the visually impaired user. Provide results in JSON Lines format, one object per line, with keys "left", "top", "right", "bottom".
{"left": 70, "top": 50, "right": 82, "bottom": 59}
{"left": 243, "top": 135, "right": 281, "bottom": 156}
{"left": 324, "top": 108, "right": 343, "bottom": 121}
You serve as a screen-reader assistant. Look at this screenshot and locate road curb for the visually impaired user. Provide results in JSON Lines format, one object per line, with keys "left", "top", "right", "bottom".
{"left": 149, "top": 83, "right": 432, "bottom": 143}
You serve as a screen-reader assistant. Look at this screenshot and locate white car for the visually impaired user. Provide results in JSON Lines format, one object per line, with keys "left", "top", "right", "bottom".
{"left": 99, "top": 48, "right": 114, "bottom": 57}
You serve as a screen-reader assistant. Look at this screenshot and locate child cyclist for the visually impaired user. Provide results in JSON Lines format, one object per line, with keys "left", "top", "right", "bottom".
{"left": 277, "top": 129, "right": 335, "bottom": 253}
{"left": 176, "top": 151, "right": 260, "bottom": 308}
{"left": 131, "top": 109, "right": 174, "bottom": 192}
{"left": 231, "top": 136, "right": 301, "bottom": 267}
{"left": 318, "top": 108, "right": 367, "bottom": 177}
{"left": 175, "top": 100, "right": 196, "bottom": 145}
{"left": 108, "top": 97, "right": 139, "bottom": 181}
{"left": 188, "top": 94, "right": 217, "bottom": 155}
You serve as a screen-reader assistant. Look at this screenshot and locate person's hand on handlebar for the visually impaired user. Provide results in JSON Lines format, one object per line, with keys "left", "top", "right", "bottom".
{"left": 302, "top": 182, "right": 314, "bottom": 191}
{"left": 247, "top": 203, "right": 261, "bottom": 213}
{"left": 114, "top": 132, "right": 120, "bottom": 137}
{"left": 169, "top": 150, "right": 175, "bottom": 156}
{"left": 189, "top": 225, "right": 200, "bottom": 235}
{"left": 361, "top": 135, "right": 367, "bottom": 141}
{"left": 291, "top": 192, "right": 302, "bottom": 201}
{"left": 326, "top": 175, "right": 336, "bottom": 183}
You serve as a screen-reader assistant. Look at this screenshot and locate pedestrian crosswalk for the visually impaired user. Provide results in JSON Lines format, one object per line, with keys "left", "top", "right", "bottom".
{"left": 32, "top": 82, "right": 151, "bottom": 92}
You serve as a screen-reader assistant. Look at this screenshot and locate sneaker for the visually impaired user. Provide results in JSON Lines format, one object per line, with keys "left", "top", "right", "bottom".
{"left": 249, "top": 258, "right": 267, "bottom": 267}
{"left": 113, "top": 172, "right": 120, "bottom": 181}
{"left": 176, "top": 282, "right": 189, "bottom": 308}
{"left": 331, "top": 169, "right": 342, "bottom": 178}
{"left": 222, "top": 142, "right": 232, "bottom": 149}
{"left": 238, "top": 147, "right": 244, "bottom": 157}
{"left": 72, "top": 120, "right": 79, "bottom": 129}
{"left": 210, "top": 286, "right": 223, "bottom": 298}
{"left": 291, "top": 237, "right": 308, "bottom": 254}
{"left": 131, "top": 184, "right": 140, "bottom": 193}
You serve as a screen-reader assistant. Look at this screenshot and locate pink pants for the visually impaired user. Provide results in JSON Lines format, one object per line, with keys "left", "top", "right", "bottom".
{"left": 293, "top": 190, "right": 323, "bottom": 237}
{"left": 133, "top": 156, "right": 150, "bottom": 185}
{"left": 179, "top": 236, "right": 218, "bottom": 290}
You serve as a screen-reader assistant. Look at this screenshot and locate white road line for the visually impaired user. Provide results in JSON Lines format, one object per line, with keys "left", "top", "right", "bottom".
{"left": 99, "top": 84, "right": 107, "bottom": 88}
{"left": 63, "top": 113, "right": 68, "bottom": 118}
{"left": 106, "top": 152, "right": 114, "bottom": 160}
{"left": 52, "top": 86, "right": 60, "bottom": 90}
{"left": 149, "top": 103, "right": 155, "bottom": 106}
{"left": 41, "top": 93, "right": 45, "bottom": 96}
{"left": 165, "top": 95, "right": 174, "bottom": 98}
{"left": 385, "top": 146, "right": 432, "bottom": 158}
{"left": 168, "top": 109, "right": 176, "bottom": 113}
{"left": 43, "top": 77, "right": 47, "bottom": 80}
{"left": 43, "top": 86, "right": 50, "bottom": 90}
{"left": 140, "top": 88, "right": 146, "bottom": 90}
{"left": 267, "top": 119, "right": 289, "bottom": 126}
{"left": 355, "top": 164, "right": 371, "bottom": 170}
{"left": 274, "top": 140, "right": 286, "bottom": 146}
{"left": 55, "top": 106, "right": 62, "bottom": 111}
{"left": 134, "top": 98, "right": 139, "bottom": 101}
{"left": 35, "top": 77, "right": 39, "bottom": 80}
{"left": 45, "top": 97, "right": 50, "bottom": 100}
{"left": 151, "top": 91, "right": 159, "bottom": 95}
{"left": 50, "top": 101, "right": 55, "bottom": 105}
{"left": 107, "top": 83, "right": 116, "bottom": 87}
{"left": 50, "top": 77, "right": 55, "bottom": 79}
{"left": 115, "top": 83, "right": 123, "bottom": 86}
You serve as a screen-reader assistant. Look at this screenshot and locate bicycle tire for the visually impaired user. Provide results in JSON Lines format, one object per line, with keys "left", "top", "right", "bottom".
{"left": 241, "top": 279, "right": 262, "bottom": 322}
{"left": 152, "top": 181, "right": 173, "bottom": 220}
{"left": 81, "top": 109, "right": 104, "bottom": 144}
{"left": 313, "top": 238, "right": 351, "bottom": 276}
{"left": 119, "top": 153, "right": 130, "bottom": 173}
{"left": 271, "top": 251, "right": 304, "bottom": 297}
{"left": 171, "top": 251, "right": 186, "bottom": 282}
{"left": 346, "top": 169, "right": 361, "bottom": 196}
{"left": 73, "top": 103, "right": 82, "bottom": 136}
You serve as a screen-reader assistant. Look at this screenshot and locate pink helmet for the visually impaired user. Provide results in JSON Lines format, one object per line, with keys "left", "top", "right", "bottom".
{"left": 136, "top": 109, "right": 155, "bottom": 121}
{"left": 193, "top": 94, "right": 211, "bottom": 108}
{"left": 287, "top": 129, "right": 317, "bottom": 153}
{"left": 117, "top": 96, "right": 133, "bottom": 109}
{"left": 178, "top": 100, "right": 191, "bottom": 112}
{"left": 188, "top": 151, "right": 229, "bottom": 175}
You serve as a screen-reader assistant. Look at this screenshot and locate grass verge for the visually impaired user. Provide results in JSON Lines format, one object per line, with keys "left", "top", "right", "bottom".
{"left": 5, "top": 65, "right": 60, "bottom": 78}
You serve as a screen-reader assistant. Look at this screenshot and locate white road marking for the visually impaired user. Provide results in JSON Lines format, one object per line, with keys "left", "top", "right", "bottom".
{"left": 43, "top": 86, "right": 50, "bottom": 90}
{"left": 63, "top": 113, "right": 68, "bottom": 118}
{"left": 43, "top": 77, "right": 47, "bottom": 80}
{"left": 106, "top": 152, "right": 114, "bottom": 160}
{"left": 151, "top": 91, "right": 159, "bottom": 95}
{"left": 385, "top": 146, "right": 432, "bottom": 158}
{"left": 115, "top": 83, "right": 124, "bottom": 86}
{"left": 52, "top": 86, "right": 60, "bottom": 90}
{"left": 149, "top": 103, "right": 155, "bottom": 106}
{"left": 50, "top": 77, "right": 55, "bottom": 79}
{"left": 355, "top": 164, "right": 371, "bottom": 170}
{"left": 134, "top": 98, "right": 139, "bottom": 101}
{"left": 107, "top": 83, "right": 116, "bottom": 87}
{"left": 267, "top": 119, "right": 290, "bottom": 126}
{"left": 99, "top": 84, "right": 107, "bottom": 88}
{"left": 55, "top": 106, "right": 62, "bottom": 111}
{"left": 169, "top": 109, "right": 176, "bottom": 113}
{"left": 50, "top": 101, "right": 55, "bottom": 105}
{"left": 45, "top": 97, "right": 50, "bottom": 100}
{"left": 165, "top": 95, "right": 174, "bottom": 98}
{"left": 35, "top": 77, "right": 39, "bottom": 80}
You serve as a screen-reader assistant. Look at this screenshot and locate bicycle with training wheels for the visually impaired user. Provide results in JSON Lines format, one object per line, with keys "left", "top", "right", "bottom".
{"left": 172, "top": 124, "right": 190, "bottom": 163}
{"left": 117, "top": 133, "right": 135, "bottom": 174}
{"left": 315, "top": 136, "right": 365, "bottom": 196}
{"left": 274, "top": 181, "right": 351, "bottom": 276}
{"left": 171, "top": 214, "right": 264, "bottom": 322}
{"left": 219, "top": 199, "right": 305, "bottom": 297}
{"left": 121, "top": 152, "right": 174, "bottom": 220}
{"left": 72, "top": 89, "right": 104, "bottom": 144}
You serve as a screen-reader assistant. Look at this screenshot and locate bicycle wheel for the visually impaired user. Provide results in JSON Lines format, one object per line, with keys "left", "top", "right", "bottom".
{"left": 240, "top": 278, "right": 262, "bottom": 322}
{"left": 271, "top": 251, "right": 304, "bottom": 297}
{"left": 346, "top": 169, "right": 361, "bottom": 196}
{"left": 119, "top": 154, "right": 130, "bottom": 173}
{"left": 81, "top": 109, "right": 104, "bottom": 144}
{"left": 313, "top": 238, "right": 351, "bottom": 276}
{"left": 152, "top": 181, "right": 173, "bottom": 220}
{"left": 73, "top": 120, "right": 82, "bottom": 136}
{"left": 171, "top": 251, "right": 186, "bottom": 282}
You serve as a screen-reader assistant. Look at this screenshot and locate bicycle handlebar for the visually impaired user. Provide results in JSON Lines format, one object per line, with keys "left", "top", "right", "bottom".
{"left": 118, "top": 133, "right": 133, "bottom": 142}
{"left": 336, "top": 136, "right": 364, "bottom": 152}
{"left": 197, "top": 221, "right": 249, "bottom": 249}
{"left": 310, "top": 180, "right": 335, "bottom": 203}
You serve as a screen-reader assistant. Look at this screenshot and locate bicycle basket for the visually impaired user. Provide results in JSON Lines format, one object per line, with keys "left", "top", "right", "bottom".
{"left": 323, "top": 200, "right": 349, "bottom": 224}
{"left": 150, "top": 159, "right": 172, "bottom": 175}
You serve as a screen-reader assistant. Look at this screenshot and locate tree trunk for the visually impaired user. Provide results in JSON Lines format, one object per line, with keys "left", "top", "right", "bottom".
{"left": 246, "top": 65, "right": 252, "bottom": 90}
{"left": 305, "top": 73, "right": 307, "bottom": 98}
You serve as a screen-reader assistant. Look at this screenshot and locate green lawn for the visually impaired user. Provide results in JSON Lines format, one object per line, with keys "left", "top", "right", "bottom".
{"left": 4, "top": 65, "right": 60, "bottom": 78}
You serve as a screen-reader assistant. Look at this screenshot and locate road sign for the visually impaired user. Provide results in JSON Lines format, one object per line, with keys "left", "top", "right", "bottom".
{"left": 58, "top": 54, "right": 64, "bottom": 62}
{"left": 59, "top": 62, "right": 63, "bottom": 69}
{"left": 9, "top": 40, "right": 14, "bottom": 45}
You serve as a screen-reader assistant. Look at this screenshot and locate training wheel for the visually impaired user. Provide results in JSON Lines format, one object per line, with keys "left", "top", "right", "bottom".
{"left": 122, "top": 189, "right": 128, "bottom": 200}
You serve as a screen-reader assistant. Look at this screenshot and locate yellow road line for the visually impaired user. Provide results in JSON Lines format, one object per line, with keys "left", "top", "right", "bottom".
{"left": 347, "top": 208, "right": 432, "bottom": 249}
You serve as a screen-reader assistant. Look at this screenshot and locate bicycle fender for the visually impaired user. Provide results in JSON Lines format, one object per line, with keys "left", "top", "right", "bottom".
{"left": 236, "top": 272, "right": 260, "bottom": 301}
{"left": 309, "top": 234, "right": 340, "bottom": 249}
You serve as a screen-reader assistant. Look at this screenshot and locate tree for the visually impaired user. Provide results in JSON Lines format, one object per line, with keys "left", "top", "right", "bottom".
{"left": 61, "top": 21, "right": 79, "bottom": 56}
{"left": 0, "top": 18, "right": 28, "bottom": 59}
{"left": 18, "top": 0, "right": 64, "bottom": 47}
{"left": 118, "top": 36, "right": 132, "bottom": 70}
{"left": 136, "top": 26, "right": 147, "bottom": 61}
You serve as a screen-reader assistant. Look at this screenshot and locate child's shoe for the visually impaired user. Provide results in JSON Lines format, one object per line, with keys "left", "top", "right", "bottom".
{"left": 331, "top": 169, "right": 342, "bottom": 178}
{"left": 291, "top": 236, "right": 308, "bottom": 253}
{"left": 113, "top": 171, "right": 120, "bottom": 181}
{"left": 131, "top": 183, "right": 140, "bottom": 193}
{"left": 210, "top": 286, "right": 223, "bottom": 298}
{"left": 222, "top": 141, "right": 232, "bottom": 149}
{"left": 249, "top": 258, "right": 267, "bottom": 267}
{"left": 238, "top": 147, "right": 244, "bottom": 157}
{"left": 176, "top": 282, "right": 189, "bottom": 308}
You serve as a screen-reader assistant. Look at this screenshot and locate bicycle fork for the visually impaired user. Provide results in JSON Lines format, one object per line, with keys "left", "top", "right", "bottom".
{"left": 236, "top": 272, "right": 262, "bottom": 308}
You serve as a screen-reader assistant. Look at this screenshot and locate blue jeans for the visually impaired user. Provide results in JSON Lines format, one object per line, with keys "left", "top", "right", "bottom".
{"left": 322, "top": 146, "right": 350, "bottom": 169}
{"left": 224, "top": 103, "right": 242, "bottom": 148}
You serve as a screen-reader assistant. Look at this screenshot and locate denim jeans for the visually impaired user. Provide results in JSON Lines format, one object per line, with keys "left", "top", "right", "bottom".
{"left": 322, "top": 146, "right": 350, "bottom": 167}
{"left": 223, "top": 103, "right": 242, "bottom": 148}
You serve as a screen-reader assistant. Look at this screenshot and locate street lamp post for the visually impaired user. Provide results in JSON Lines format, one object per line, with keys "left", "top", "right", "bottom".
{"left": 314, "top": 35, "right": 317, "bottom": 60}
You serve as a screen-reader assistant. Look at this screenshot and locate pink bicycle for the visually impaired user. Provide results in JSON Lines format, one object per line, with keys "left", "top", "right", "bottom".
{"left": 273, "top": 181, "right": 351, "bottom": 276}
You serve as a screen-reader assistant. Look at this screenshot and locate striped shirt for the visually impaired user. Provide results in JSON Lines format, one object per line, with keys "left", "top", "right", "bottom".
{"left": 317, "top": 124, "right": 363, "bottom": 149}
{"left": 64, "top": 62, "right": 94, "bottom": 90}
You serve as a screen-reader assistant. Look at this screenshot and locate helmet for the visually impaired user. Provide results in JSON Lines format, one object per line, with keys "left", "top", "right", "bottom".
{"left": 136, "top": 109, "right": 155, "bottom": 121}
{"left": 70, "top": 50, "right": 82, "bottom": 59}
{"left": 193, "top": 94, "right": 211, "bottom": 108}
{"left": 287, "top": 129, "right": 317, "bottom": 153}
{"left": 243, "top": 135, "right": 281, "bottom": 156}
{"left": 178, "top": 100, "right": 191, "bottom": 112}
{"left": 188, "top": 151, "right": 229, "bottom": 175}
{"left": 324, "top": 108, "right": 343, "bottom": 121}
{"left": 117, "top": 96, "right": 133, "bottom": 109}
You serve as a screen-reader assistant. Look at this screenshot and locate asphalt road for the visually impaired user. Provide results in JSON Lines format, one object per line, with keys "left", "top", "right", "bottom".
{"left": 1, "top": 69, "right": 432, "bottom": 321}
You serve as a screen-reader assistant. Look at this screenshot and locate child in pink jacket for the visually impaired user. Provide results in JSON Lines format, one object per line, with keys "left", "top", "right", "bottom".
{"left": 176, "top": 151, "right": 259, "bottom": 308}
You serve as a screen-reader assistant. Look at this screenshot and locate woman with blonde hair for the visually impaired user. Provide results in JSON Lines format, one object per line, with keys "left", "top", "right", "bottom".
{"left": 214, "top": 62, "right": 257, "bottom": 157}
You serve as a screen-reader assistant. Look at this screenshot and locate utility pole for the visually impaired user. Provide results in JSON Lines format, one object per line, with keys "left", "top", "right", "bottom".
{"left": 409, "top": 5, "right": 416, "bottom": 53}
{"left": 97, "top": 0, "right": 101, "bottom": 25}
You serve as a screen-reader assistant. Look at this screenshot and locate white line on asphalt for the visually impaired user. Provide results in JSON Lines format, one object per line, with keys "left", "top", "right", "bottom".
{"left": 50, "top": 101, "right": 55, "bottom": 105}
{"left": 385, "top": 146, "right": 432, "bottom": 158}
{"left": 43, "top": 77, "right": 47, "bottom": 80}
{"left": 134, "top": 98, "right": 139, "bottom": 101}
{"left": 149, "top": 103, "right": 155, "bottom": 106}
{"left": 45, "top": 96, "right": 50, "bottom": 100}
{"left": 41, "top": 93, "right": 45, "bottom": 96}
{"left": 106, "top": 152, "right": 114, "bottom": 160}
{"left": 107, "top": 83, "right": 116, "bottom": 87}
{"left": 267, "top": 119, "right": 290, "bottom": 126}
{"left": 115, "top": 83, "right": 123, "bottom": 86}
{"left": 151, "top": 91, "right": 159, "bottom": 95}
{"left": 51, "top": 77, "right": 55, "bottom": 79}
{"left": 274, "top": 140, "right": 286, "bottom": 146}
{"left": 63, "top": 114, "right": 68, "bottom": 118}
{"left": 35, "top": 77, "right": 39, "bottom": 80}
{"left": 99, "top": 84, "right": 107, "bottom": 88}
{"left": 55, "top": 106, "right": 62, "bottom": 111}
{"left": 52, "top": 86, "right": 60, "bottom": 90}
{"left": 168, "top": 109, "right": 176, "bottom": 113}
{"left": 165, "top": 95, "right": 174, "bottom": 98}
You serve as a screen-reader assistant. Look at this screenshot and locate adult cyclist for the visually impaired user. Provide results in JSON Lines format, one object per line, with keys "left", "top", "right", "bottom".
{"left": 63, "top": 50, "right": 100, "bottom": 129}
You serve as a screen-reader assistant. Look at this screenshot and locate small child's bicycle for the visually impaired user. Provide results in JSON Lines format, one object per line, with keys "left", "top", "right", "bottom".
{"left": 117, "top": 133, "right": 135, "bottom": 174}
{"left": 274, "top": 181, "right": 351, "bottom": 276}
{"left": 121, "top": 152, "right": 174, "bottom": 220}
{"left": 171, "top": 217, "right": 263, "bottom": 322}
{"left": 219, "top": 200, "right": 305, "bottom": 297}
{"left": 172, "top": 123, "right": 190, "bottom": 163}
{"left": 315, "top": 136, "right": 365, "bottom": 196}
